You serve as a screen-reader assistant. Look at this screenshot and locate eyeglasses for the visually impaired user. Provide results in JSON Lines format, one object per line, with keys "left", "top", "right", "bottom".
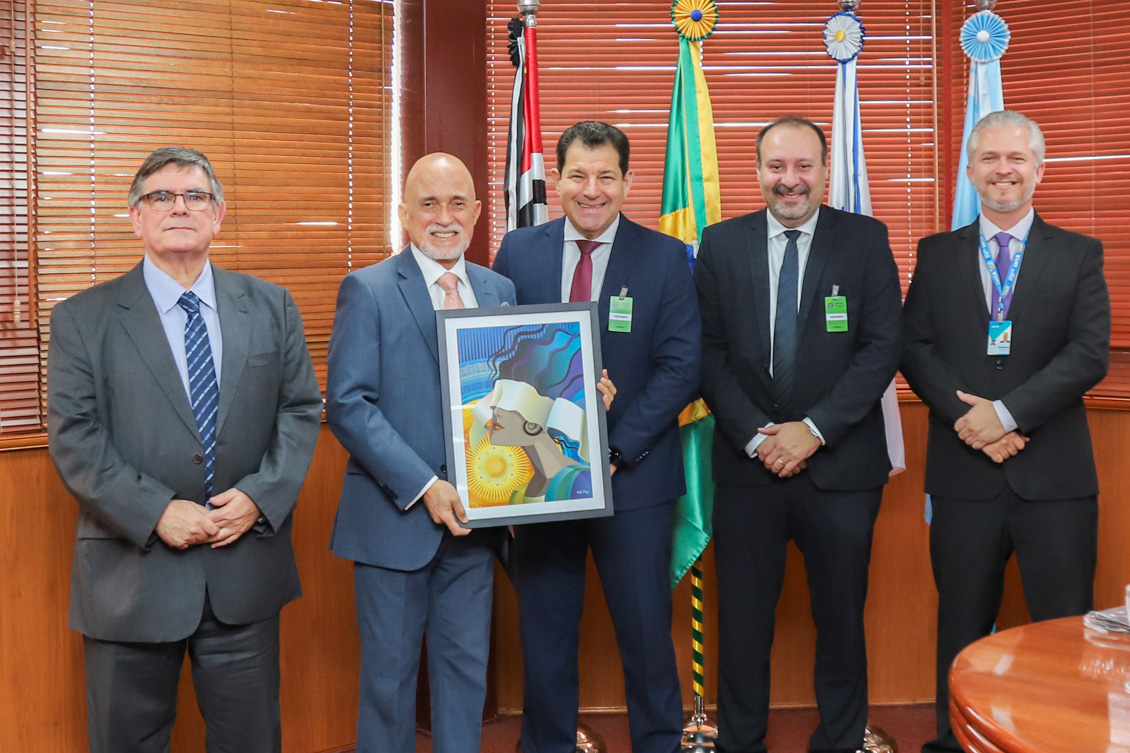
{"left": 138, "top": 191, "right": 215, "bottom": 212}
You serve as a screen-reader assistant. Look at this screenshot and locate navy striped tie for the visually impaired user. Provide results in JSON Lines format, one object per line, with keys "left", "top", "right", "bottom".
{"left": 773, "top": 229, "right": 801, "bottom": 402}
{"left": 178, "top": 292, "right": 219, "bottom": 500}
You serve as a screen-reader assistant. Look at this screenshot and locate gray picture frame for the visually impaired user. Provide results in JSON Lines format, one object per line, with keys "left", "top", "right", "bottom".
{"left": 436, "top": 302, "right": 613, "bottom": 528}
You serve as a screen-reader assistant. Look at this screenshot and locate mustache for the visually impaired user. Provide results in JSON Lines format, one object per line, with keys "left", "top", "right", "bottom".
{"left": 773, "top": 184, "right": 810, "bottom": 197}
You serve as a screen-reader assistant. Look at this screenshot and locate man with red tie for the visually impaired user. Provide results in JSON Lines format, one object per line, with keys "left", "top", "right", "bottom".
{"left": 493, "top": 121, "right": 701, "bottom": 753}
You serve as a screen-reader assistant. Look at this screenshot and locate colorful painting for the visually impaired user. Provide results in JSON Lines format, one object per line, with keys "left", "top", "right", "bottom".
{"left": 437, "top": 303, "right": 612, "bottom": 527}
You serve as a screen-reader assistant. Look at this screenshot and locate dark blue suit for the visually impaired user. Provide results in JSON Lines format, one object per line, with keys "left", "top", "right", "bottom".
{"left": 326, "top": 249, "right": 515, "bottom": 753}
{"left": 493, "top": 215, "right": 701, "bottom": 753}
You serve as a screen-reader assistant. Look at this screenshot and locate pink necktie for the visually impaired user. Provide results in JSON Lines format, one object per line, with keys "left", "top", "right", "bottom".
{"left": 569, "top": 240, "right": 601, "bottom": 303}
{"left": 437, "top": 272, "right": 465, "bottom": 310}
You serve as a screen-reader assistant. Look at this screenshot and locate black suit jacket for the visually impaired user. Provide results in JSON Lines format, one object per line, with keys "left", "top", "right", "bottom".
{"left": 901, "top": 214, "right": 1109, "bottom": 501}
{"left": 696, "top": 206, "right": 902, "bottom": 491}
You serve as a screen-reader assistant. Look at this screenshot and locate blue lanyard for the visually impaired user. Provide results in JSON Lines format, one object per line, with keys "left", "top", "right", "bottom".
{"left": 978, "top": 231, "right": 1028, "bottom": 323}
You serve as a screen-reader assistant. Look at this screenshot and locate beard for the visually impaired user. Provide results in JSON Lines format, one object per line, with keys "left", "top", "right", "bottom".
{"left": 978, "top": 179, "right": 1037, "bottom": 215}
{"left": 767, "top": 183, "right": 813, "bottom": 222}
{"left": 416, "top": 224, "right": 470, "bottom": 262}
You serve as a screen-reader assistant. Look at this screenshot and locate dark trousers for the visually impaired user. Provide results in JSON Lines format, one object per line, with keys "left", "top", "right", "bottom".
{"left": 923, "top": 489, "right": 1097, "bottom": 753}
{"left": 514, "top": 501, "right": 683, "bottom": 753}
{"left": 83, "top": 592, "right": 281, "bottom": 753}
{"left": 353, "top": 531, "right": 497, "bottom": 753}
{"left": 714, "top": 476, "right": 882, "bottom": 753}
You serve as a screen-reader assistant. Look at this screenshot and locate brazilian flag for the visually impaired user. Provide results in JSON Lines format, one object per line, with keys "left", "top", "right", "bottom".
{"left": 661, "top": 1, "right": 721, "bottom": 590}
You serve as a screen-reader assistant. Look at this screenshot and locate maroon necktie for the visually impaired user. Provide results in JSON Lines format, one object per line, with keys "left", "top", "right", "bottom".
{"left": 569, "top": 241, "right": 601, "bottom": 303}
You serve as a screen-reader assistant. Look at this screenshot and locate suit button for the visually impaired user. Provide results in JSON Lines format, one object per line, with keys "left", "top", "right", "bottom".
{"left": 995, "top": 359, "right": 1004, "bottom": 370}
{"left": 440, "top": 464, "right": 447, "bottom": 474}
{"left": 772, "top": 403, "right": 779, "bottom": 410}
{"left": 192, "top": 454, "right": 203, "bottom": 464}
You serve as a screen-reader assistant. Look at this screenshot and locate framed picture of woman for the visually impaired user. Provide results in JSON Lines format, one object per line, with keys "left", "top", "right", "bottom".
{"left": 436, "top": 302, "right": 613, "bottom": 527}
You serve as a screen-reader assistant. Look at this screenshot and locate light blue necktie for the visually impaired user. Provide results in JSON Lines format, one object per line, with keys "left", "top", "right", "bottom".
{"left": 773, "top": 229, "right": 801, "bottom": 401}
{"left": 178, "top": 292, "right": 219, "bottom": 500}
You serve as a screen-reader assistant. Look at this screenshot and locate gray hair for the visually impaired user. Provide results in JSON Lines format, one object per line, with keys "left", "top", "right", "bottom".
{"left": 967, "top": 110, "right": 1046, "bottom": 165}
{"left": 128, "top": 147, "right": 224, "bottom": 207}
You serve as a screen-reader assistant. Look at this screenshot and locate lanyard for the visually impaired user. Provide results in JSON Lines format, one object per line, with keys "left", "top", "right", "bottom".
{"left": 978, "top": 231, "right": 1028, "bottom": 323}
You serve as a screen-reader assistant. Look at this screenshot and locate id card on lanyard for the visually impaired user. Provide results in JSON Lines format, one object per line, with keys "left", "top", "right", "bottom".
{"left": 980, "top": 231, "right": 1027, "bottom": 356}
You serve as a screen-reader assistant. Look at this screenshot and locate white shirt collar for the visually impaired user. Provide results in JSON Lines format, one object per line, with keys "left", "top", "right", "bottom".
{"left": 978, "top": 208, "right": 1035, "bottom": 243}
{"left": 563, "top": 214, "right": 621, "bottom": 245}
{"left": 142, "top": 255, "right": 217, "bottom": 314}
{"left": 410, "top": 245, "right": 471, "bottom": 290}
{"left": 766, "top": 207, "right": 821, "bottom": 240}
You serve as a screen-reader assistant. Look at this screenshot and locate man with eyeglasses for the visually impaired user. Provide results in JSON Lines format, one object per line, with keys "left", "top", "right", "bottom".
{"left": 47, "top": 146, "right": 323, "bottom": 753}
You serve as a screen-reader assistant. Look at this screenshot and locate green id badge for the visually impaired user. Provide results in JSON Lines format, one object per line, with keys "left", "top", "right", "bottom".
{"left": 609, "top": 296, "right": 633, "bottom": 333}
{"left": 825, "top": 295, "right": 848, "bottom": 332}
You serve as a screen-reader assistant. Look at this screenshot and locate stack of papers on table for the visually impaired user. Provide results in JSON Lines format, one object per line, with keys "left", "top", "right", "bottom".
{"left": 1084, "top": 605, "right": 1130, "bottom": 634}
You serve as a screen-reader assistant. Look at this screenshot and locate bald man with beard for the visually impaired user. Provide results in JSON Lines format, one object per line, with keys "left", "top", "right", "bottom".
{"left": 326, "top": 154, "right": 516, "bottom": 753}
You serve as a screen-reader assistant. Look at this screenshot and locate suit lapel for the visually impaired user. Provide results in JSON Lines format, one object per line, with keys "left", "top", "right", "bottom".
{"left": 543, "top": 219, "right": 568, "bottom": 303}
{"left": 747, "top": 212, "right": 772, "bottom": 367}
{"left": 1004, "top": 213, "right": 1054, "bottom": 322}
{"left": 797, "top": 207, "right": 834, "bottom": 337}
{"left": 957, "top": 221, "right": 990, "bottom": 322}
{"left": 213, "top": 266, "right": 249, "bottom": 437}
{"left": 598, "top": 215, "right": 639, "bottom": 330}
{"left": 397, "top": 249, "right": 440, "bottom": 364}
{"left": 468, "top": 263, "right": 501, "bottom": 308}
{"left": 116, "top": 263, "right": 200, "bottom": 440}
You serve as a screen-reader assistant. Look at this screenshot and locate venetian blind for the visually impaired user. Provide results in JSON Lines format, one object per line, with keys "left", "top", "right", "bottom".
{"left": 484, "top": 0, "right": 940, "bottom": 300}
{"left": 0, "top": 0, "right": 37, "bottom": 436}
{"left": 28, "top": 0, "right": 394, "bottom": 435}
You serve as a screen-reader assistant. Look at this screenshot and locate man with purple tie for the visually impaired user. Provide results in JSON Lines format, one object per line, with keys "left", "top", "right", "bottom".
{"left": 902, "top": 110, "right": 1111, "bottom": 753}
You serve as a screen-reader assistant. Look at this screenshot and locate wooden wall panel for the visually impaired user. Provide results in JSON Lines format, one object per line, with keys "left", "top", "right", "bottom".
{"left": 0, "top": 427, "right": 359, "bottom": 753}
{"left": 3, "top": 406, "right": 1129, "bottom": 750}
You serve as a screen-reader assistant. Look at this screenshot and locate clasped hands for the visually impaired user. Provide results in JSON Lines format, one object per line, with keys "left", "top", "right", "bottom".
{"left": 156, "top": 488, "right": 263, "bottom": 550}
{"left": 756, "top": 422, "right": 820, "bottom": 478}
{"left": 954, "top": 390, "right": 1029, "bottom": 464}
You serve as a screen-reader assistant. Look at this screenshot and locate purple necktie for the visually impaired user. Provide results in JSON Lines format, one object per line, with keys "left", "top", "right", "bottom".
{"left": 992, "top": 231, "right": 1014, "bottom": 320}
{"left": 569, "top": 241, "right": 601, "bottom": 303}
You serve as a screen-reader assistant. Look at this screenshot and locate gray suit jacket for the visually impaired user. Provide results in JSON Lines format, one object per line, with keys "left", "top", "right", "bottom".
{"left": 325, "top": 249, "right": 515, "bottom": 571}
{"left": 47, "top": 262, "right": 323, "bottom": 642}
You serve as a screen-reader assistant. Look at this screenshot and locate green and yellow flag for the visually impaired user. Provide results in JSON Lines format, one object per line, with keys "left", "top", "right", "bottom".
{"left": 662, "top": 0, "right": 720, "bottom": 590}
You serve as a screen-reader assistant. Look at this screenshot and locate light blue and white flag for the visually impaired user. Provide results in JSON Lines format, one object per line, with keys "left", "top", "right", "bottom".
{"left": 824, "top": 10, "right": 904, "bottom": 474}
{"left": 952, "top": 10, "right": 1010, "bottom": 229}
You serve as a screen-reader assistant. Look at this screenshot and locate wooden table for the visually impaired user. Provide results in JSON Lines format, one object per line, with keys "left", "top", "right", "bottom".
{"left": 950, "top": 616, "right": 1130, "bottom": 753}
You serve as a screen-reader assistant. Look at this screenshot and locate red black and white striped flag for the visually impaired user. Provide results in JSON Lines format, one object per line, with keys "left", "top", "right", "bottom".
{"left": 505, "top": 17, "right": 548, "bottom": 231}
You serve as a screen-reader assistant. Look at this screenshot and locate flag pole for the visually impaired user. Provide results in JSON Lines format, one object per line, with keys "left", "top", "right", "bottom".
{"left": 659, "top": 2, "right": 722, "bottom": 750}
{"left": 824, "top": 2, "right": 898, "bottom": 750}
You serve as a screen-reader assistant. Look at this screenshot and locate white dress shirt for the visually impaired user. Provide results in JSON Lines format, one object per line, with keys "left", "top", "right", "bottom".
{"left": 143, "top": 255, "right": 223, "bottom": 400}
{"left": 560, "top": 215, "right": 619, "bottom": 303}
{"left": 411, "top": 245, "right": 480, "bottom": 310}
{"left": 977, "top": 208, "right": 1035, "bottom": 434}
{"left": 746, "top": 209, "right": 826, "bottom": 458}
{"left": 407, "top": 246, "right": 479, "bottom": 507}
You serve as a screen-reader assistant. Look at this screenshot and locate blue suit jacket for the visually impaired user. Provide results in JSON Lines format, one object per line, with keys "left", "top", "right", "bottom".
{"left": 326, "top": 249, "right": 516, "bottom": 570}
{"left": 493, "top": 215, "right": 701, "bottom": 511}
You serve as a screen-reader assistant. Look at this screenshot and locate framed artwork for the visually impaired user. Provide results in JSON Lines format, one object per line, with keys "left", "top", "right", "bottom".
{"left": 437, "top": 302, "right": 613, "bottom": 527}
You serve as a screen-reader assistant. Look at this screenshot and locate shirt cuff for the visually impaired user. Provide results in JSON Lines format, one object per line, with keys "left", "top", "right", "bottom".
{"left": 802, "top": 417, "right": 826, "bottom": 446}
{"left": 992, "top": 400, "right": 1018, "bottom": 434}
{"left": 406, "top": 476, "right": 438, "bottom": 510}
{"left": 745, "top": 423, "right": 775, "bottom": 457}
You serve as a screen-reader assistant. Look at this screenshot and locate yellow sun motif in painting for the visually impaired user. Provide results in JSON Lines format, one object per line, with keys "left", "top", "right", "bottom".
{"left": 466, "top": 436, "right": 533, "bottom": 508}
